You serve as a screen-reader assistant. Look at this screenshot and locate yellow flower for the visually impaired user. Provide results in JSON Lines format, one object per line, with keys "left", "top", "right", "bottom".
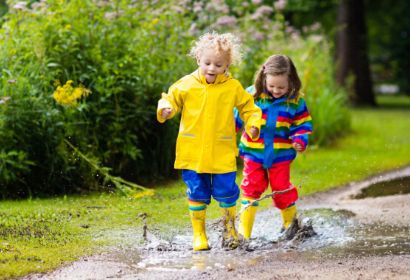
{"left": 53, "top": 80, "right": 91, "bottom": 106}
{"left": 151, "top": 18, "right": 159, "bottom": 25}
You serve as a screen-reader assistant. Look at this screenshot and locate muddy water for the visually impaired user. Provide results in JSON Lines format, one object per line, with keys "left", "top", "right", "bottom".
{"left": 354, "top": 176, "right": 410, "bottom": 198}
{"left": 135, "top": 206, "right": 410, "bottom": 272}
{"left": 133, "top": 175, "right": 410, "bottom": 272}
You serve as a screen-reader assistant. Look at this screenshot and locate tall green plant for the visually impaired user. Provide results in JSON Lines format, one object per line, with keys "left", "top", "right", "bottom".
{"left": 0, "top": 0, "right": 352, "bottom": 198}
{"left": 0, "top": 0, "right": 194, "bottom": 197}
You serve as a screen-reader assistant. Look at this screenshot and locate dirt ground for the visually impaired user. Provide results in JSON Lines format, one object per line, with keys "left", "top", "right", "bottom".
{"left": 24, "top": 166, "right": 410, "bottom": 280}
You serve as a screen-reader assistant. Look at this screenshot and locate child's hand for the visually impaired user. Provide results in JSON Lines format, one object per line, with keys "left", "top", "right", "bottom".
{"left": 249, "top": 126, "right": 259, "bottom": 139}
{"left": 292, "top": 142, "right": 304, "bottom": 152}
{"left": 161, "top": 108, "right": 172, "bottom": 120}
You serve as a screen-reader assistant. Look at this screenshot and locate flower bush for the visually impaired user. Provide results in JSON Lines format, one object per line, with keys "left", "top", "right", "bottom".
{"left": 0, "top": 0, "right": 350, "bottom": 198}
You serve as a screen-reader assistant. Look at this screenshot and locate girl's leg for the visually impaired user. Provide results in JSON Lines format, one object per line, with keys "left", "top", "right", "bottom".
{"left": 182, "top": 170, "right": 212, "bottom": 251}
{"left": 239, "top": 159, "right": 268, "bottom": 240}
{"left": 267, "top": 161, "right": 298, "bottom": 231}
{"left": 238, "top": 197, "right": 259, "bottom": 240}
{"left": 280, "top": 203, "right": 297, "bottom": 230}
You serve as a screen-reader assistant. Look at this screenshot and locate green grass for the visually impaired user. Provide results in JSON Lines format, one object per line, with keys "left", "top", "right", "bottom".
{"left": 1, "top": 95, "right": 410, "bottom": 279}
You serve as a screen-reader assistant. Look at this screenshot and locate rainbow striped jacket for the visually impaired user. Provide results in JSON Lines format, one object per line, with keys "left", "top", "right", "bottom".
{"left": 235, "top": 86, "right": 313, "bottom": 168}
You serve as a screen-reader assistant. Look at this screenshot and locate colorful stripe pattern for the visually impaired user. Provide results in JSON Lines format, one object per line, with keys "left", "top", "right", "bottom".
{"left": 219, "top": 201, "right": 236, "bottom": 208}
{"left": 236, "top": 86, "right": 313, "bottom": 168}
{"left": 241, "top": 197, "right": 260, "bottom": 207}
{"left": 188, "top": 200, "right": 207, "bottom": 211}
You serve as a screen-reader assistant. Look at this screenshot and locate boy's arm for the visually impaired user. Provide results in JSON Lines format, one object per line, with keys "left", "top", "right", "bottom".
{"left": 235, "top": 88, "right": 261, "bottom": 140}
{"left": 290, "top": 98, "right": 313, "bottom": 152}
{"left": 157, "top": 85, "right": 182, "bottom": 123}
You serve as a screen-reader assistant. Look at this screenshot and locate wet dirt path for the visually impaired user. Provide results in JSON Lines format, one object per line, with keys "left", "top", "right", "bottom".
{"left": 24, "top": 166, "right": 410, "bottom": 280}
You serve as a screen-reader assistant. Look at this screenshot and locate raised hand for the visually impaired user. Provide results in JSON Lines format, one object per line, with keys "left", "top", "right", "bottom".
{"left": 161, "top": 108, "right": 173, "bottom": 120}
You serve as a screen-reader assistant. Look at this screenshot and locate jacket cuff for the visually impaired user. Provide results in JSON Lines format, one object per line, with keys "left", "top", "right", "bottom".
{"left": 292, "top": 138, "right": 306, "bottom": 152}
{"left": 157, "top": 98, "right": 173, "bottom": 123}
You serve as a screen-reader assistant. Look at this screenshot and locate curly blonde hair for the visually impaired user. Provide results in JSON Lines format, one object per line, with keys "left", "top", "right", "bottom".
{"left": 189, "top": 31, "right": 242, "bottom": 66}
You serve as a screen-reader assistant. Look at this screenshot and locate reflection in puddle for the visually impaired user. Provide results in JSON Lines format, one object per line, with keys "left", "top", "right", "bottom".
{"left": 343, "top": 223, "right": 410, "bottom": 256}
{"left": 353, "top": 176, "right": 410, "bottom": 199}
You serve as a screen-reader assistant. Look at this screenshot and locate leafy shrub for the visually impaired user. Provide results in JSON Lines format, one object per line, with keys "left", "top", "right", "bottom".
{"left": 0, "top": 0, "right": 350, "bottom": 198}
{"left": 0, "top": 0, "right": 193, "bottom": 197}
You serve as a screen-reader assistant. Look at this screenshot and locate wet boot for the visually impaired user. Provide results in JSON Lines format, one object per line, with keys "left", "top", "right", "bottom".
{"left": 220, "top": 205, "right": 239, "bottom": 249}
{"left": 238, "top": 201, "right": 258, "bottom": 240}
{"left": 279, "top": 204, "right": 298, "bottom": 240}
{"left": 190, "top": 209, "right": 209, "bottom": 251}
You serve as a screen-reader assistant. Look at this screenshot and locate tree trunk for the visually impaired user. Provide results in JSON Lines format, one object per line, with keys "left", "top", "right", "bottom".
{"left": 336, "top": 0, "right": 376, "bottom": 106}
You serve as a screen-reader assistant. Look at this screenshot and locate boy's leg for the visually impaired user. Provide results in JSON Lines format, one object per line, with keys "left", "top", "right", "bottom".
{"left": 239, "top": 159, "right": 268, "bottom": 240}
{"left": 267, "top": 162, "right": 299, "bottom": 232}
{"left": 188, "top": 200, "right": 209, "bottom": 251}
{"left": 182, "top": 170, "right": 211, "bottom": 251}
{"left": 212, "top": 172, "right": 240, "bottom": 249}
{"left": 219, "top": 201, "right": 239, "bottom": 249}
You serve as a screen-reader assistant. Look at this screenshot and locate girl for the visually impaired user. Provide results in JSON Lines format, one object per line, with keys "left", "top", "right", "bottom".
{"left": 157, "top": 32, "right": 261, "bottom": 251}
{"left": 235, "top": 54, "right": 313, "bottom": 240}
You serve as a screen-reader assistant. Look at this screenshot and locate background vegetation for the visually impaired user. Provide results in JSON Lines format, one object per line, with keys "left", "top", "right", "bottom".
{"left": 0, "top": 0, "right": 409, "bottom": 278}
{"left": 0, "top": 0, "right": 349, "bottom": 198}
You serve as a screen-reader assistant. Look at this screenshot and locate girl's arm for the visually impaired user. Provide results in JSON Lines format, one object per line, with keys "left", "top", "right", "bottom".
{"left": 235, "top": 87, "right": 262, "bottom": 140}
{"left": 290, "top": 98, "right": 313, "bottom": 152}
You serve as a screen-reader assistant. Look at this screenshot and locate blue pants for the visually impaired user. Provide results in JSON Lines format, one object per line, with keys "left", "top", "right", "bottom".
{"left": 182, "top": 170, "right": 239, "bottom": 206}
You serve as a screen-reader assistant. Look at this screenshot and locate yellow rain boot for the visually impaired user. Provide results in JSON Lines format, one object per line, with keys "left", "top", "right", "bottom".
{"left": 280, "top": 204, "right": 297, "bottom": 230}
{"left": 220, "top": 205, "right": 239, "bottom": 249}
{"left": 190, "top": 210, "right": 209, "bottom": 251}
{"left": 238, "top": 201, "right": 258, "bottom": 240}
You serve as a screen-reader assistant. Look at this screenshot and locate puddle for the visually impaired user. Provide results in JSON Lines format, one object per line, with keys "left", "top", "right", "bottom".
{"left": 345, "top": 223, "right": 410, "bottom": 256}
{"left": 353, "top": 176, "right": 410, "bottom": 199}
{"left": 133, "top": 207, "right": 410, "bottom": 271}
{"left": 135, "top": 208, "right": 352, "bottom": 271}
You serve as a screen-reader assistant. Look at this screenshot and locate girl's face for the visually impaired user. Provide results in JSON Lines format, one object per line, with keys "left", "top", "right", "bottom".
{"left": 265, "top": 74, "right": 289, "bottom": 98}
{"left": 197, "top": 49, "right": 229, "bottom": 84}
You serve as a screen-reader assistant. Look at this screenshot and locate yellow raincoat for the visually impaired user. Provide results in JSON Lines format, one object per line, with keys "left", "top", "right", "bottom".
{"left": 157, "top": 70, "right": 261, "bottom": 173}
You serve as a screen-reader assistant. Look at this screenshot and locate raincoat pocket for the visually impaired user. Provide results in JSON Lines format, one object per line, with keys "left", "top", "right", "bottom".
{"left": 214, "top": 135, "right": 236, "bottom": 167}
{"left": 176, "top": 133, "right": 198, "bottom": 160}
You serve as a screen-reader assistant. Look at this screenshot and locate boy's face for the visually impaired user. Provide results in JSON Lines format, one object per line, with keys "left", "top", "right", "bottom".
{"left": 197, "top": 49, "right": 229, "bottom": 84}
{"left": 265, "top": 74, "right": 289, "bottom": 98}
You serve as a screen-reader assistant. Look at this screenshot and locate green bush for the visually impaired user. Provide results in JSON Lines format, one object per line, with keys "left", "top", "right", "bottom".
{"left": 0, "top": 0, "right": 350, "bottom": 198}
{"left": 0, "top": 0, "right": 193, "bottom": 197}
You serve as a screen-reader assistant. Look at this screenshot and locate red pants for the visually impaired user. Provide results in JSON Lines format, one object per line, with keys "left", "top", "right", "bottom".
{"left": 241, "top": 158, "right": 298, "bottom": 209}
